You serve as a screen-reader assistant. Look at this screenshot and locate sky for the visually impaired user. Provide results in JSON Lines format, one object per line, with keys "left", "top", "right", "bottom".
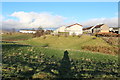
{"left": 1, "top": 2, "right": 118, "bottom": 29}
{"left": 1, "top": 0, "right": 119, "bottom": 2}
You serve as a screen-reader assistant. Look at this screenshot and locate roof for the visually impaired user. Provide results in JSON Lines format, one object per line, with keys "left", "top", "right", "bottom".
{"left": 94, "top": 24, "right": 104, "bottom": 28}
{"left": 83, "top": 26, "right": 93, "bottom": 30}
{"left": 66, "top": 23, "right": 82, "bottom": 28}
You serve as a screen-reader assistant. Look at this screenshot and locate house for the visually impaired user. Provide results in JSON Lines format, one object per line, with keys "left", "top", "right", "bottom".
{"left": 53, "top": 23, "right": 83, "bottom": 35}
{"left": 19, "top": 30, "right": 36, "bottom": 33}
{"left": 83, "top": 26, "right": 94, "bottom": 33}
{"left": 54, "top": 26, "right": 66, "bottom": 34}
{"left": 92, "top": 24, "right": 109, "bottom": 33}
{"left": 109, "top": 27, "right": 120, "bottom": 34}
{"left": 83, "top": 24, "right": 109, "bottom": 34}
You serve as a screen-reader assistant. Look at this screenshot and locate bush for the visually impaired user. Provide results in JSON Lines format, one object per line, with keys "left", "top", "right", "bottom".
{"left": 57, "top": 34, "right": 60, "bottom": 37}
{"left": 72, "top": 33, "right": 76, "bottom": 37}
{"left": 64, "top": 34, "right": 68, "bottom": 37}
{"left": 102, "top": 37, "right": 119, "bottom": 46}
{"left": 78, "top": 35, "right": 82, "bottom": 38}
{"left": 92, "top": 37, "right": 96, "bottom": 39}
{"left": 34, "top": 30, "right": 44, "bottom": 37}
{"left": 51, "top": 34, "right": 54, "bottom": 36}
{"left": 43, "top": 36, "right": 47, "bottom": 39}
{"left": 81, "top": 46, "right": 118, "bottom": 55}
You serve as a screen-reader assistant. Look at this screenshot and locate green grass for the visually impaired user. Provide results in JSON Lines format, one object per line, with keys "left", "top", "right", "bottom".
{"left": 2, "top": 33, "right": 33, "bottom": 40}
{"left": 2, "top": 43, "right": 118, "bottom": 79}
{"left": 2, "top": 43, "right": 118, "bottom": 61}
{"left": 2, "top": 34, "right": 118, "bottom": 55}
{"left": 19, "top": 35, "right": 119, "bottom": 55}
{"left": 22, "top": 35, "right": 111, "bottom": 50}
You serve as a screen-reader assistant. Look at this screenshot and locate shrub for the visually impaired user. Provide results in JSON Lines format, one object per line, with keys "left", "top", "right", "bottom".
{"left": 81, "top": 46, "right": 118, "bottom": 55}
{"left": 43, "top": 36, "right": 47, "bottom": 39}
{"left": 57, "top": 34, "right": 60, "bottom": 37}
{"left": 92, "top": 37, "right": 96, "bottom": 39}
{"left": 34, "top": 30, "right": 44, "bottom": 37}
{"left": 64, "top": 34, "right": 68, "bottom": 37}
{"left": 102, "top": 37, "right": 118, "bottom": 46}
{"left": 78, "top": 35, "right": 82, "bottom": 38}
{"left": 72, "top": 33, "right": 76, "bottom": 37}
{"left": 52, "top": 34, "right": 54, "bottom": 36}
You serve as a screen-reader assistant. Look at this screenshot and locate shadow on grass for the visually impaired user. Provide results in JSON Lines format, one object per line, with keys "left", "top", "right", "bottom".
{"left": 2, "top": 43, "right": 31, "bottom": 49}
{"left": 42, "top": 50, "right": 72, "bottom": 78}
{"left": 58, "top": 50, "right": 72, "bottom": 78}
{"left": 1, "top": 41, "right": 17, "bottom": 43}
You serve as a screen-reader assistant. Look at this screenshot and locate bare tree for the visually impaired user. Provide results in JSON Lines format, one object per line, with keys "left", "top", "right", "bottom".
{"left": 37, "top": 26, "right": 43, "bottom": 31}
{"left": 34, "top": 26, "right": 44, "bottom": 37}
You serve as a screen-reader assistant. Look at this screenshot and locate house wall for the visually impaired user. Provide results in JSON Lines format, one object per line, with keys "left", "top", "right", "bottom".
{"left": 93, "top": 28, "right": 101, "bottom": 33}
{"left": 53, "top": 26, "right": 66, "bottom": 34}
{"left": 93, "top": 24, "right": 109, "bottom": 33}
{"left": 83, "top": 26, "right": 96, "bottom": 33}
{"left": 101, "top": 25, "right": 109, "bottom": 32}
{"left": 65, "top": 25, "right": 83, "bottom": 35}
{"left": 83, "top": 29, "right": 91, "bottom": 33}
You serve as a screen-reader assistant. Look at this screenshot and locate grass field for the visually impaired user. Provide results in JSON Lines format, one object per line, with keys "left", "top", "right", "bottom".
{"left": 20, "top": 34, "right": 118, "bottom": 55}
{"left": 1, "top": 33, "right": 119, "bottom": 79}
{"left": 2, "top": 33, "right": 33, "bottom": 40}
{"left": 23, "top": 35, "right": 110, "bottom": 48}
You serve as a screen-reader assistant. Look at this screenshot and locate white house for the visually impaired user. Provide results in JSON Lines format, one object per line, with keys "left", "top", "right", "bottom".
{"left": 19, "top": 30, "right": 36, "bottom": 33}
{"left": 54, "top": 26, "right": 66, "bottom": 34}
{"left": 83, "top": 26, "right": 94, "bottom": 33}
{"left": 53, "top": 23, "right": 83, "bottom": 35}
{"left": 109, "top": 27, "right": 120, "bottom": 34}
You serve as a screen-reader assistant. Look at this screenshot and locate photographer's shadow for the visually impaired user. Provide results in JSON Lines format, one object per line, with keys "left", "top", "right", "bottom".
{"left": 58, "top": 50, "right": 72, "bottom": 78}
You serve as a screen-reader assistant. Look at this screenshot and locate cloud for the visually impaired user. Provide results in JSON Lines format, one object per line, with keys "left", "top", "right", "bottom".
{"left": 81, "top": 17, "right": 118, "bottom": 27}
{"left": 9, "top": 11, "right": 67, "bottom": 29}
{"left": 2, "top": 19, "right": 24, "bottom": 29}
{"left": 1, "top": 11, "right": 118, "bottom": 29}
